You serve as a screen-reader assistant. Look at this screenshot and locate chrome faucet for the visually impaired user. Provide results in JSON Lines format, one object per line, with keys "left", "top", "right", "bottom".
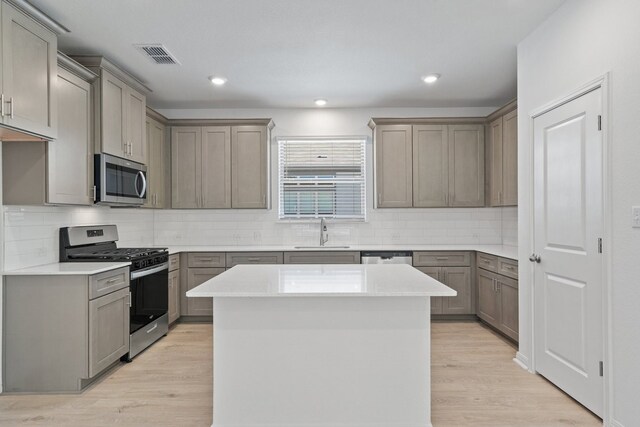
{"left": 320, "top": 218, "right": 329, "bottom": 246}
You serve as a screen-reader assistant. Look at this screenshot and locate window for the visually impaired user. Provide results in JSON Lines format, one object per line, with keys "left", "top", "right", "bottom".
{"left": 278, "top": 137, "right": 366, "bottom": 220}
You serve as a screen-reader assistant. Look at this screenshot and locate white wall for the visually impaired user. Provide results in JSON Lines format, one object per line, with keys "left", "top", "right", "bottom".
{"left": 517, "top": 1, "right": 640, "bottom": 425}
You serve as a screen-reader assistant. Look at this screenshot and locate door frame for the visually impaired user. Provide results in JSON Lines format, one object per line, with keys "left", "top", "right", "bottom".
{"left": 527, "top": 73, "right": 611, "bottom": 423}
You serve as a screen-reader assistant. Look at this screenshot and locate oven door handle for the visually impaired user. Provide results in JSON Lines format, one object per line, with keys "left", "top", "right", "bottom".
{"left": 131, "top": 262, "right": 168, "bottom": 280}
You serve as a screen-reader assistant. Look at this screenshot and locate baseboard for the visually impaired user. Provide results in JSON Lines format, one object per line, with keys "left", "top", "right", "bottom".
{"left": 513, "top": 352, "right": 530, "bottom": 371}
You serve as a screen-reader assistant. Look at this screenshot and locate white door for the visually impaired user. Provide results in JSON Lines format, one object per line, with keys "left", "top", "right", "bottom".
{"left": 533, "top": 87, "right": 604, "bottom": 416}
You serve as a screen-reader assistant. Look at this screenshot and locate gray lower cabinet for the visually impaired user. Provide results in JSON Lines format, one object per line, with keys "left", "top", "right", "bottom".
{"left": 477, "top": 254, "right": 519, "bottom": 342}
{"left": 3, "top": 267, "right": 130, "bottom": 392}
{"left": 414, "top": 251, "right": 474, "bottom": 315}
{"left": 283, "top": 251, "right": 361, "bottom": 264}
{"left": 168, "top": 269, "right": 180, "bottom": 324}
{"left": 185, "top": 268, "right": 225, "bottom": 316}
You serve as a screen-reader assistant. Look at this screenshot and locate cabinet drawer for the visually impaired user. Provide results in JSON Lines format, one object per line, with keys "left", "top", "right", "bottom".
{"left": 477, "top": 253, "right": 498, "bottom": 272}
{"left": 284, "top": 251, "right": 361, "bottom": 264}
{"left": 498, "top": 258, "right": 518, "bottom": 279}
{"left": 89, "top": 267, "right": 130, "bottom": 300}
{"left": 226, "top": 252, "right": 283, "bottom": 268}
{"left": 169, "top": 254, "right": 180, "bottom": 271}
{"left": 413, "top": 251, "right": 470, "bottom": 267}
{"left": 187, "top": 252, "right": 225, "bottom": 268}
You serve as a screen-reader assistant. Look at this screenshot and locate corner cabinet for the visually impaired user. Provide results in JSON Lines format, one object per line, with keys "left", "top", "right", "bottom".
{"left": 73, "top": 56, "right": 148, "bottom": 164}
{"left": 171, "top": 120, "right": 272, "bottom": 209}
{"left": 0, "top": 1, "right": 58, "bottom": 139}
{"left": 2, "top": 54, "right": 95, "bottom": 206}
{"left": 487, "top": 102, "right": 517, "bottom": 206}
{"left": 372, "top": 119, "right": 485, "bottom": 208}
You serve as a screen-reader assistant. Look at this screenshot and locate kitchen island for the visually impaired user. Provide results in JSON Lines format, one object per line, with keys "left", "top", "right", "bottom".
{"left": 187, "top": 264, "right": 456, "bottom": 427}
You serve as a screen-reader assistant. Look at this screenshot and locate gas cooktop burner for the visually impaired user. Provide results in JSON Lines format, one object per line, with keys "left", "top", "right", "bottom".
{"left": 68, "top": 247, "right": 166, "bottom": 261}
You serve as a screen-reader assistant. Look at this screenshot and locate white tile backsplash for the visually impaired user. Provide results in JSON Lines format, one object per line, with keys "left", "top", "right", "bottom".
{"left": 3, "top": 205, "right": 154, "bottom": 271}
{"left": 3, "top": 205, "right": 517, "bottom": 271}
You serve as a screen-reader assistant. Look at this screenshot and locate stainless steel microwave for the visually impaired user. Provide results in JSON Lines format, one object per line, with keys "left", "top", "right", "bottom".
{"left": 94, "top": 153, "right": 147, "bottom": 206}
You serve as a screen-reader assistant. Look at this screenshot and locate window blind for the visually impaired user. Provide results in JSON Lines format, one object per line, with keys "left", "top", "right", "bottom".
{"left": 278, "top": 137, "right": 366, "bottom": 220}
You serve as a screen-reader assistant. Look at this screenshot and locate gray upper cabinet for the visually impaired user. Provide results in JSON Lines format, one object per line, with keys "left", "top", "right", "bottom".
{"left": 73, "top": 56, "right": 148, "bottom": 164}
{"left": 413, "top": 125, "right": 449, "bottom": 207}
{"left": 0, "top": 1, "right": 58, "bottom": 139}
{"left": 172, "top": 126, "right": 201, "bottom": 208}
{"left": 231, "top": 125, "right": 268, "bottom": 208}
{"left": 375, "top": 125, "right": 413, "bottom": 208}
{"left": 203, "top": 126, "right": 232, "bottom": 208}
{"left": 144, "top": 115, "right": 167, "bottom": 208}
{"left": 448, "top": 124, "right": 485, "bottom": 207}
{"left": 172, "top": 122, "right": 271, "bottom": 209}
{"left": 487, "top": 103, "right": 517, "bottom": 207}
{"left": 372, "top": 120, "right": 485, "bottom": 208}
{"left": 2, "top": 54, "right": 94, "bottom": 206}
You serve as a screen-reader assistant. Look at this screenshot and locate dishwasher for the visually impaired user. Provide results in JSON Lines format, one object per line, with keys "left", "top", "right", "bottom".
{"left": 361, "top": 251, "right": 413, "bottom": 265}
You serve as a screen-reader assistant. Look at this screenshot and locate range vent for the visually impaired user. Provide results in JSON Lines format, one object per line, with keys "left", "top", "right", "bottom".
{"left": 135, "top": 44, "right": 180, "bottom": 65}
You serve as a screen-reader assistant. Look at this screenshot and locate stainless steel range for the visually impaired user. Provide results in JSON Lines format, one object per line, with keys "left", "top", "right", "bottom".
{"left": 60, "top": 225, "right": 169, "bottom": 360}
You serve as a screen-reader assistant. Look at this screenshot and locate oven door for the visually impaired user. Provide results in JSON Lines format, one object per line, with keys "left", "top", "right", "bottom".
{"left": 129, "top": 262, "right": 168, "bottom": 334}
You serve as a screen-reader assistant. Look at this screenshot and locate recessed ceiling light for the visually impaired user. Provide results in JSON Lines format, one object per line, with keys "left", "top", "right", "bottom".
{"left": 315, "top": 99, "right": 327, "bottom": 107}
{"left": 422, "top": 74, "right": 440, "bottom": 84}
{"left": 209, "top": 76, "right": 227, "bottom": 86}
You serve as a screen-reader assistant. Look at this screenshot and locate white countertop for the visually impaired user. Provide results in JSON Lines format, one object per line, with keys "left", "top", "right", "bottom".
{"left": 186, "top": 264, "right": 457, "bottom": 298}
{"left": 166, "top": 244, "right": 518, "bottom": 260}
{"left": 3, "top": 262, "right": 131, "bottom": 276}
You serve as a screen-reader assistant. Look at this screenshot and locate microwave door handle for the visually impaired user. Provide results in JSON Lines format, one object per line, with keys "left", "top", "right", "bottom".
{"left": 139, "top": 171, "right": 147, "bottom": 199}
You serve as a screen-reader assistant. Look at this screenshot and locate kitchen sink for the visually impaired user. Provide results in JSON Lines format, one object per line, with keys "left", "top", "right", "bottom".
{"left": 293, "top": 245, "right": 351, "bottom": 249}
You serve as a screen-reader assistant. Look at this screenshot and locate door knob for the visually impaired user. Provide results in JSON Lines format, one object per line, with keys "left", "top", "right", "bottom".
{"left": 529, "top": 253, "right": 541, "bottom": 263}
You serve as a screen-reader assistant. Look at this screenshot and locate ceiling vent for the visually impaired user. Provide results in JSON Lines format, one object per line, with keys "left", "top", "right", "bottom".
{"left": 135, "top": 44, "right": 180, "bottom": 65}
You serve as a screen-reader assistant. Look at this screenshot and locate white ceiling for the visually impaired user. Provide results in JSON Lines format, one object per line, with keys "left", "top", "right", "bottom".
{"left": 32, "top": 0, "right": 565, "bottom": 109}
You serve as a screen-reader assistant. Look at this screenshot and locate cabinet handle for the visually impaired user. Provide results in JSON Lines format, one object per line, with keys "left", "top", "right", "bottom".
{"left": 9, "top": 97, "right": 14, "bottom": 119}
{"left": 435, "top": 257, "right": 449, "bottom": 261}
{"left": 247, "top": 258, "right": 260, "bottom": 262}
{"left": 106, "top": 278, "right": 118, "bottom": 284}
{"left": 199, "top": 258, "right": 214, "bottom": 261}
{"left": 378, "top": 193, "right": 382, "bottom": 204}
{"left": 127, "top": 291, "right": 132, "bottom": 307}
{"left": 482, "top": 259, "right": 491, "bottom": 264}
{"left": 0, "top": 94, "right": 4, "bottom": 117}
{"left": 92, "top": 185, "right": 97, "bottom": 202}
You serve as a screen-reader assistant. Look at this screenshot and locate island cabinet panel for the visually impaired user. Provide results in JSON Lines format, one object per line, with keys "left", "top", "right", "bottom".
{"left": 477, "top": 254, "right": 519, "bottom": 342}
{"left": 0, "top": 1, "right": 58, "bottom": 139}
{"left": 283, "top": 251, "right": 361, "bottom": 264}
{"left": 186, "top": 268, "right": 224, "bottom": 316}
{"left": 226, "top": 252, "right": 283, "bottom": 268}
{"left": 412, "top": 125, "right": 449, "bottom": 207}
{"left": 375, "top": 125, "right": 413, "bottom": 208}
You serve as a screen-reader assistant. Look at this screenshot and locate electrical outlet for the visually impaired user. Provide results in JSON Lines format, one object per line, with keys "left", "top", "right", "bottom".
{"left": 633, "top": 206, "right": 640, "bottom": 228}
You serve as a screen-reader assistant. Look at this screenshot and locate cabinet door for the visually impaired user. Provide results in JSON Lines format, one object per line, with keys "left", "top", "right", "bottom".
{"left": 144, "top": 117, "right": 165, "bottom": 208}
{"left": 498, "top": 277, "right": 519, "bottom": 341}
{"left": 502, "top": 109, "right": 518, "bottom": 206}
{"left": 168, "top": 269, "right": 180, "bottom": 324}
{"left": 171, "top": 127, "right": 201, "bottom": 208}
{"left": 487, "top": 117, "right": 503, "bottom": 206}
{"left": 1, "top": 2, "right": 57, "bottom": 138}
{"left": 100, "top": 69, "right": 127, "bottom": 157}
{"left": 375, "top": 125, "right": 413, "bottom": 207}
{"left": 126, "top": 88, "right": 146, "bottom": 164}
{"left": 448, "top": 124, "right": 484, "bottom": 207}
{"left": 88, "top": 287, "right": 130, "bottom": 377}
{"left": 477, "top": 270, "right": 500, "bottom": 327}
{"left": 413, "top": 125, "right": 449, "bottom": 207}
{"left": 231, "top": 126, "right": 267, "bottom": 208}
{"left": 202, "top": 126, "right": 232, "bottom": 208}
{"left": 47, "top": 67, "right": 92, "bottom": 205}
{"left": 186, "top": 268, "right": 224, "bottom": 316}
{"left": 441, "top": 266, "right": 472, "bottom": 315}
{"left": 415, "top": 267, "right": 442, "bottom": 314}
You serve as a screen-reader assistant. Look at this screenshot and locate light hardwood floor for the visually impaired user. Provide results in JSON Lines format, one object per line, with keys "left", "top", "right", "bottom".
{"left": 0, "top": 321, "right": 601, "bottom": 427}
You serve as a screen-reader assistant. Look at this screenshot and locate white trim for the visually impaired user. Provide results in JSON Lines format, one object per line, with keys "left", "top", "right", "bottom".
{"left": 527, "top": 73, "right": 611, "bottom": 425}
{"left": 609, "top": 419, "right": 625, "bottom": 427}
{"left": 6, "top": 0, "right": 70, "bottom": 34}
{"left": 514, "top": 352, "right": 532, "bottom": 372}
